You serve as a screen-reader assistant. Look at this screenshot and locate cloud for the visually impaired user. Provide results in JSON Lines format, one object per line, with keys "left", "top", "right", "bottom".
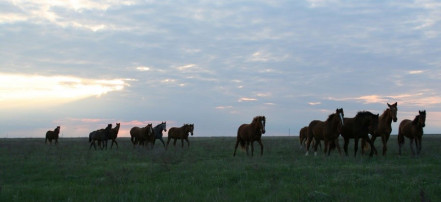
{"left": 238, "top": 97, "right": 257, "bottom": 102}
{"left": 408, "top": 70, "right": 424, "bottom": 74}
{"left": 0, "top": 73, "right": 127, "bottom": 108}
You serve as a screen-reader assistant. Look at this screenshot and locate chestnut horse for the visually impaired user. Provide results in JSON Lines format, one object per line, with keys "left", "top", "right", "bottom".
{"left": 398, "top": 110, "right": 426, "bottom": 155}
{"left": 109, "top": 123, "right": 120, "bottom": 149}
{"left": 306, "top": 108, "right": 344, "bottom": 156}
{"left": 362, "top": 102, "right": 398, "bottom": 155}
{"left": 341, "top": 111, "right": 379, "bottom": 157}
{"left": 45, "top": 126, "right": 60, "bottom": 144}
{"left": 89, "top": 124, "right": 112, "bottom": 150}
{"left": 130, "top": 124, "right": 154, "bottom": 148}
{"left": 166, "top": 124, "right": 194, "bottom": 149}
{"left": 233, "top": 116, "right": 266, "bottom": 156}
{"left": 299, "top": 126, "right": 308, "bottom": 149}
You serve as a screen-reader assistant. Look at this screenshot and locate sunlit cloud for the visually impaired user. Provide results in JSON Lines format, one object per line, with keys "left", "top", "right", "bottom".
{"left": 238, "top": 97, "right": 257, "bottom": 102}
{"left": 408, "top": 70, "right": 424, "bottom": 74}
{"left": 308, "top": 102, "right": 321, "bottom": 106}
{"left": 136, "top": 66, "right": 151, "bottom": 71}
{"left": 0, "top": 73, "right": 127, "bottom": 108}
{"left": 216, "top": 105, "right": 233, "bottom": 110}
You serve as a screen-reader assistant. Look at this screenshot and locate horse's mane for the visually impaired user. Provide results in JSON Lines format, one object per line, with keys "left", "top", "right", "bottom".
{"left": 251, "top": 116, "right": 265, "bottom": 124}
{"left": 412, "top": 115, "right": 421, "bottom": 125}
{"left": 326, "top": 113, "right": 336, "bottom": 122}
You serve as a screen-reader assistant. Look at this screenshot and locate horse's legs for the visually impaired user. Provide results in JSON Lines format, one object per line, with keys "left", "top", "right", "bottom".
{"left": 233, "top": 139, "right": 239, "bottom": 156}
{"left": 335, "top": 139, "right": 342, "bottom": 155}
{"left": 173, "top": 138, "right": 177, "bottom": 146}
{"left": 343, "top": 138, "right": 349, "bottom": 156}
{"left": 354, "top": 137, "right": 359, "bottom": 157}
{"left": 381, "top": 135, "right": 388, "bottom": 156}
{"left": 245, "top": 142, "right": 250, "bottom": 156}
{"left": 398, "top": 133, "right": 404, "bottom": 155}
{"left": 365, "top": 136, "right": 377, "bottom": 157}
{"left": 55, "top": 138, "right": 58, "bottom": 145}
{"left": 250, "top": 141, "right": 254, "bottom": 156}
{"left": 166, "top": 137, "right": 171, "bottom": 150}
{"left": 305, "top": 137, "right": 311, "bottom": 156}
{"left": 257, "top": 139, "right": 264, "bottom": 156}
{"left": 181, "top": 139, "right": 184, "bottom": 148}
{"left": 159, "top": 138, "right": 166, "bottom": 148}
{"left": 313, "top": 138, "right": 320, "bottom": 156}
{"left": 410, "top": 138, "right": 416, "bottom": 155}
{"left": 417, "top": 136, "right": 422, "bottom": 155}
{"left": 185, "top": 138, "right": 190, "bottom": 148}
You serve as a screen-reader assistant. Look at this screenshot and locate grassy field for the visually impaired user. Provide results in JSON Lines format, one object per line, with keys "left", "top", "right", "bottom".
{"left": 1, "top": 136, "right": 440, "bottom": 201}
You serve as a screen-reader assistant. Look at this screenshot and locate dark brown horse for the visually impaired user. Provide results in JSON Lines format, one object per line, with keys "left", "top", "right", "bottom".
{"left": 398, "top": 110, "right": 426, "bottom": 155}
{"left": 109, "top": 123, "right": 120, "bottom": 149}
{"left": 89, "top": 124, "right": 112, "bottom": 150}
{"left": 299, "top": 126, "right": 308, "bottom": 149}
{"left": 341, "top": 111, "right": 379, "bottom": 157}
{"left": 45, "top": 126, "right": 60, "bottom": 144}
{"left": 130, "top": 124, "right": 154, "bottom": 148}
{"left": 233, "top": 116, "right": 266, "bottom": 156}
{"left": 166, "top": 124, "right": 194, "bottom": 149}
{"left": 305, "top": 108, "right": 344, "bottom": 156}
{"left": 362, "top": 102, "right": 398, "bottom": 155}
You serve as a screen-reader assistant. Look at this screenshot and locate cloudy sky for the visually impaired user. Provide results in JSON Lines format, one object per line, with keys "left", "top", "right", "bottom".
{"left": 1, "top": 0, "right": 441, "bottom": 138}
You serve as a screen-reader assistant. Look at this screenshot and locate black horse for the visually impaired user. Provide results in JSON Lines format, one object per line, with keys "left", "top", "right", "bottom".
{"left": 89, "top": 124, "right": 112, "bottom": 150}
{"left": 152, "top": 122, "right": 167, "bottom": 148}
{"left": 341, "top": 111, "right": 379, "bottom": 157}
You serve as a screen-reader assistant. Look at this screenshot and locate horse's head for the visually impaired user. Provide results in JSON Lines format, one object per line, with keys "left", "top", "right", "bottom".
{"left": 259, "top": 116, "right": 266, "bottom": 134}
{"left": 336, "top": 108, "right": 344, "bottom": 126}
{"left": 162, "top": 121, "right": 167, "bottom": 132}
{"left": 55, "top": 126, "right": 60, "bottom": 132}
{"left": 418, "top": 110, "right": 426, "bottom": 127}
{"left": 388, "top": 102, "right": 398, "bottom": 122}
{"left": 146, "top": 123, "right": 153, "bottom": 136}
{"left": 187, "top": 124, "right": 194, "bottom": 136}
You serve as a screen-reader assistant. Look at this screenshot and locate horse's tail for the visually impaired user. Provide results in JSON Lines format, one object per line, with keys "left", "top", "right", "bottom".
{"left": 130, "top": 134, "right": 135, "bottom": 144}
{"left": 239, "top": 139, "right": 245, "bottom": 150}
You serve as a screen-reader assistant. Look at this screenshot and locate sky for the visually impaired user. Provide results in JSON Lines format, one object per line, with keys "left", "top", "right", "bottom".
{"left": 1, "top": 0, "right": 441, "bottom": 138}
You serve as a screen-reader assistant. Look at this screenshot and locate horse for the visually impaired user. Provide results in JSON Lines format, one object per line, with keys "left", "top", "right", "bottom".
{"left": 109, "top": 123, "right": 120, "bottom": 149}
{"left": 305, "top": 108, "right": 344, "bottom": 156}
{"left": 45, "top": 126, "right": 60, "bottom": 144}
{"left": 130, "top": 123, "right": 154, "bottom": 148}
{"left": 299, "top": 126, "right": 308, "bottom": 149}
{"left": 233, "top": 116, "right": 266, "bottom": 156}
{"left": 398, "top": 110, "right": 426, "bottom": 156}
{"left": 89, "top": 124, "right": 112, "bottom": 150}
{"left": 341, "top": 111, "right": 379, "bottom": 157}
{"left": 362, "top": 102, "right": 398, "bottom": 156}
{"left": 151, "top": 122, "right": 167, "bottom": 148}
{"left": 166, "top": 124, "right": 194, "bottom": 149}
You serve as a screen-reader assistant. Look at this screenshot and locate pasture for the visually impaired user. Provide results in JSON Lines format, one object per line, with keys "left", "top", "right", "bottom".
{"left": 1, "top": 136, "right": 440, "bottom": 201}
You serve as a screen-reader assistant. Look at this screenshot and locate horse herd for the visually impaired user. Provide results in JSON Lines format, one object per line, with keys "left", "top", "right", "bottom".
{"left": 299, "top": 102, "right": 427, "bottom": 157}
{"left": 44, "top": 102, "right": 426, "bottom": 157}
{"left": 45, "top": 122, "right": 195, "bottom": 150}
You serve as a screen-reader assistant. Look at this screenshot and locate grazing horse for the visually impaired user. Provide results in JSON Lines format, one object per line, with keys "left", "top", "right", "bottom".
{"left": 89, "top": 124, "right": 112, "bottom": 150}
{"left": 130, "top": 124, "right": 154, "bottom": 148}
{"left": 109, "top": 123, "right": 120, "bottom": 149}
{"left": 166, "top": 124, "right": 194, "bottom": 149}
{"left": 299, "top": 126, "right": 308, "bottom": 149}
{"left": 398, "top": 110, "right": 426, "bottom": 155}
{"left": 362, "top": 102, "right": 398, "bottom": 156}
{"left": 45, "top": 126, "right": 61, "bottom": 144}
{"left": 306, "top": 108, "right": 344, "bottom": 156}
{"left": 233, "top": 116, "right": 266, "bottom": 156}
{"left": 341, "top": 111, "right": 379, "bottom": 157}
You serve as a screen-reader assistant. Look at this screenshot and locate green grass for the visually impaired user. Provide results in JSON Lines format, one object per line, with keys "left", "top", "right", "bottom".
{"left": 1, "top": 136, "right": 440, "bottom": 201}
